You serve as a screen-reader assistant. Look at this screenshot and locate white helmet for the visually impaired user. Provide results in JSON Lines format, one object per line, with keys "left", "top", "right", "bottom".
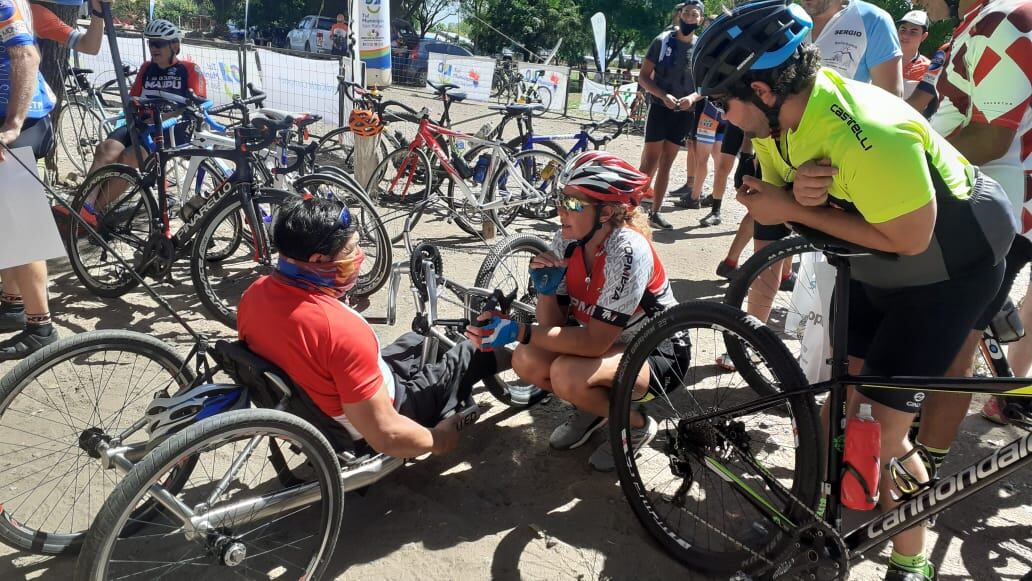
{"left": 144, "top": 19, "right": 181, "bottom": 41}
{"left": 145, "top": 383, "right": 249, "bottom": 444}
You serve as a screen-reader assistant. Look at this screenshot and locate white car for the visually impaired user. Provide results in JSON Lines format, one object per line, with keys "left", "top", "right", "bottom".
{"left": 286, "top": 15, "right": 337, "bottom": 53}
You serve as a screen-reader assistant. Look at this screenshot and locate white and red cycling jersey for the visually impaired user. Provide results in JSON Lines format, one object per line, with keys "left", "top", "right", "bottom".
{"left": 551, "top": 228, "right": 677, "bottom": 344}
{"left": 929, "top": 0, "right": 1032, "bottom": 239}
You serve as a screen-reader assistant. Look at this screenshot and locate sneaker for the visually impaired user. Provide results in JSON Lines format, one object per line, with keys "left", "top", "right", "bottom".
{"left": 716, "top": 259, "right": 738, "bottom": 280}
{"left": 674, "top": 196, "right": 702, "bottom": 209}
{"left": 0, "top": 327, "right": 60, "bottom": 361}
{"left": 980, "top": 396, "right": 1010, "bottom": 425}
{"left": 885, "top": 562, "right": 936, "bottom": 581}
{"left": 549, "top": 408, "right": 607, "bottom": 450}
{"left": 0, "top": 310, "right": 26, "bottom": 333}
{"left": 588, "top": 414, "right": 658, "bottom": 472}
{"left": 79, "top": 204, "right": 99, "bottom": 228}
{"left": 669, "top": 182, "right": 693, "bottom": 195}
{"left": 700, "top": 195, "right": 714, "bottom": 208}
{"left": 779, "top": 272, "right": 797, "bottom": 292}
{"left": 650, "top": 212, "right": 673, "bottom": 229}
{"left": 699, "top": 212, "right": 722, "bottom": 227}
{"left": 716, "top": 352, "right": 736, "bottom": 372}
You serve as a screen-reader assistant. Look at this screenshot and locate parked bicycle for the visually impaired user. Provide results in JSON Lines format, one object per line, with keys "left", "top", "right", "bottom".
{"left": 54, "top": 64, "right": 137, "bottom": 174}
{"left": 588, "top": 82, "right": 648, "bottom": 134}
{"left": 495, "top": 68, "right": 552, "bottom": 115}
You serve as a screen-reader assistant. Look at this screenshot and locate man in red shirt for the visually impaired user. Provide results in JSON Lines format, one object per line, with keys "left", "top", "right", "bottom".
{"left": 238, "top": 198, "right": 500, "bottom": 458}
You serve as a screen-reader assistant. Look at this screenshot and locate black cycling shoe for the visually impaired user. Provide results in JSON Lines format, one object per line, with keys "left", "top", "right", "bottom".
{"left": 0, "top": 310, "right": 26, "bottom": 333}
{"left": 700, "top": 195, "right": 714, "bottom": 207}
{"left": 669, "top": 182, "right": 693, "bottom": 195}
{"left": 885, "top": 563, "right": 936, "bottom": 581}
{"left": 650, "top": 212, "right": 673, "bottom": 229}
{"left": 0, "top": 327, "right": 60, "bottom": 361}
{"left": 675, "top": 196, "right": 702, "bottom": 209}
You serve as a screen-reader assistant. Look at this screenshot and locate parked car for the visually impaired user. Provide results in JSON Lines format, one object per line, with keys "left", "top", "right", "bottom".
{"left": 393, "top": 38, "right": 473, "bottom": 86}
{"left": 287, "top": 15, "right": 336, "bottom": 53}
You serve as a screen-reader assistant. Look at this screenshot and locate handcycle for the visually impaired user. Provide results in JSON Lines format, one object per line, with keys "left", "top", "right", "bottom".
{"left": 725, "top": 233, "right": 1032, "bottom": 425}
{"left": 605, "top": 230, "right": 1032, "bottom": 579}
{"left": 0, "top": 225, "right": 549, "bottom": 579}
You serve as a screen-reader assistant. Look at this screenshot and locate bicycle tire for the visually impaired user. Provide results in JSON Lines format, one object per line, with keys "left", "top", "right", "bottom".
{"left": 74, "top": 408, "right": 343, "bottom": 581}
{"left": 485, "top": 148, "right": 564, "bottom": 228}
{"left": 314, "top": 126, "right": 391, "bottom": 175}
{"left": 0, "top": 330, "right": 195, "bottom": 555}
{"left": 56, "top": 97, "right": 104, "bottom": 174}
{"left": 724, "top": 236, "right": 816, "bottom": 394}
{"left": 292, "top": 173, "right": 392, "bottom": 297}
{"left": 610, "top": 301, "right": 821, "bottom": 575}
{"left": 191, "top": 188, "right": 298, "bottom": 328}
{"left": 502, "top": 137, "right": 565, "bottom": 219}
{"left": 589, "top": 94, "right": 616, "bottom": 123}
{"left": 365, "top": 147, "right": 434, "bottom": 245}
{"left": 67, "top": 164, "right": 157, "bottom": 298}
{"left": 531, "top": 86, "right": 552, "bottom": 116}
{"left": 474, "top": 233, "right": 551, "bottom": 407}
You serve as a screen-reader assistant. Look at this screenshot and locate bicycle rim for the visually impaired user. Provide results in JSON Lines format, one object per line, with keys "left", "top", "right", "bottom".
{"left": 365, "top": 147, "right": 433, "bottom": 245}
{"left": 57, "top": 100, "right": 103, "bottom": 174}
{"left": 611, "top": 302, "right": 821, "bottom": 576}
{"left": 494, "top": 149, "right": 563, "bottom": 223}
{"left": 0, "top": 330, "right": 193, "bottom": 555}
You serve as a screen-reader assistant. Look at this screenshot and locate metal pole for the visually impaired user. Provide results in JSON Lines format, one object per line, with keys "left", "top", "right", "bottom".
{"left": 99, "top": 0, "right": 144, "bottom": 167}
{"left": 241, "top": 0, "right": 250, "bottom": 95}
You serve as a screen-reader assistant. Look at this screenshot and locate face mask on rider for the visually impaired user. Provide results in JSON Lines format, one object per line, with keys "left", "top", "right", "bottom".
{"left": 679, "top": 21, "right": 700, "bottom": 35}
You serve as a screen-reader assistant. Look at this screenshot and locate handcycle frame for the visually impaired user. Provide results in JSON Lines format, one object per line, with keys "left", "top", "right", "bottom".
{"left": 695, "top": 245, "right": 1032, "bottom": 577}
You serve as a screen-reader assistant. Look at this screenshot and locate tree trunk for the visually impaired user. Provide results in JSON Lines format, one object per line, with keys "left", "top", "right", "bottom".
{"left": 31, "top": 2, "right": 79, "bottom": 179}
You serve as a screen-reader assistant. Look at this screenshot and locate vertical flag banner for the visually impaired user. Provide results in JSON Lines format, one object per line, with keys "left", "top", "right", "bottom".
{"left": 590, "top": 12, "right": 606, "bottom": 78}
{"left": 360, "top": 0, "right": 392, "bottom": 86}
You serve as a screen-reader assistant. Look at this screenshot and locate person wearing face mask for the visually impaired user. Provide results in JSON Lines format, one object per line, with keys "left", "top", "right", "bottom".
{"left": 637, "top": 0, "right": 706, "bottom": 229}
{"left": 237, "top": 198, "right": 503, "bottom": 459}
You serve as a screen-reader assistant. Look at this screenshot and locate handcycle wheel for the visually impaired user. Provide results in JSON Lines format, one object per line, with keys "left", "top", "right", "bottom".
{"left": 190, "top": 188, "right": 298, "bottom": 329}
{"left": 609, "top": 301, "right": 821, "bottom": 576}
{"left": 0, "top": 330, "right": 195, "bottom": 555}
{"left": 74, "top": 409, "right": 343, "bottom": 581}
{"left": 67, "top": 164, "right": 157, "bottom": 298}
{"left": 724, "top": 235, "right": 817, "bottom": 393}
{"left": 365, "top": 147, "right": 434, "bottom": 245}
{"left": 56, "top": 97, "right": 104, "bottom": 174}
{"left": 293, "top": 173, "right": 393, "bottom": 297}
{"left": 474, "top": 233, "right": 551, "bottom": 407}
{"left": 484, "top": 148, "right": 564, "bottom": 227}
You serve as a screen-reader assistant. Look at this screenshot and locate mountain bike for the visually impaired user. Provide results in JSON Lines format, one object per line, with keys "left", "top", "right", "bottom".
{"left": 606, "top": 234, "right": 1031, "bottom": 579}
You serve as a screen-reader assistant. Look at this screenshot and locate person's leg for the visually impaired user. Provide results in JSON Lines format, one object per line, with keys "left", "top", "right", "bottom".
{"left": 691, "top": 139, "right": 712, "bottom": 203}
{"left": 717, "top": 214, "right": 755, "bottom": 279}
{"left": 0, "top": 273, "right": 25, "bottom": 332}
{"left": 648, "top": 141, "right": 682, "bottom": 229}
{"left": 639, "top": 141, "right": 664, "bottom": 181}
{"left": 0, "top": 261, "right": 56, "bottom": 360}
{"left": 701, "top": 149, "right": 733, "bottom": 226}
{"left": 745, "top": 238, "right": 778, "bottom": 321}
{"left": 511, "top": 343, "right": 561, "bottom": 392}
{"left": 1006, "top": 282, "right": 1032, "bottom": 375}
{"left": 669, "top": 140, "right": 695, "bottom": 195}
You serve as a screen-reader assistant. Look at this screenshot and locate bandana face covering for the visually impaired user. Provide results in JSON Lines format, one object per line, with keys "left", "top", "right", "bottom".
{"left": 274, "top": 248, "right": 365, "bottom": 298}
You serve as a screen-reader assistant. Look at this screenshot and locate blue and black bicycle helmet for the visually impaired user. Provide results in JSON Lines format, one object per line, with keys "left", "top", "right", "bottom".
{"left": 692, "top": 0, "right": 812, "bottom": 135}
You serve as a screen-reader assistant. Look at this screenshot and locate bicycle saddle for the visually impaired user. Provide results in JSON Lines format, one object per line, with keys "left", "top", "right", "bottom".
{"left": 789, "top": 222, "right": 898, "bottom": 260}
{"left": 489, "top": 103, "right": 543, "bottom": 116}
{"left": 70, "top": 67, "right": 93, "bottom": 76}
{"left": 428, "top": 80, "right": 460, "bottom": 95}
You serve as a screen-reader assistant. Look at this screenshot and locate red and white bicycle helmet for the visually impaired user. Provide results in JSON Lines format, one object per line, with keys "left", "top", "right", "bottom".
{"left": 558, "top": 151, "right": 651, "bottom": 207}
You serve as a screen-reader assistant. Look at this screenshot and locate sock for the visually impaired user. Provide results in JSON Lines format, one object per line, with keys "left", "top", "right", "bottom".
{"left": 26, "top": 313, "right": 52, "bottom": 335}
{"left": 0, "top": 294, "right": 24, "bottom": 314}
{"left": 890, "top": 550, "right": 933, "bottom": 577}
{"left": 712, "top": 199, "right": 722, "bottom": 213}
{"left": 782, "top": 271, "right": 793, "bottom": 282}
{"left": 915, "top": 439, "right": 950, "bottom": 475}
{"left": 722, "top": 258, "right": 737, "bottom": 268}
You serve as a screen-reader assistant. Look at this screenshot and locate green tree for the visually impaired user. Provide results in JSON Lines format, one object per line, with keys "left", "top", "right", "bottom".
{"left": 462, "top": 0, "right": 582, "bottom": 61}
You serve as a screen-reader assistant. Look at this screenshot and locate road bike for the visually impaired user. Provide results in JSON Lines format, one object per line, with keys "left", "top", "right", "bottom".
{"left": 605, "top": 232, "right": 1031, "bottom": 579}
{"left": 588, "top": 82, "right": 648, "bottom": 134}
{"left": 495, "top": 68, "right": 552, "bottom": 115}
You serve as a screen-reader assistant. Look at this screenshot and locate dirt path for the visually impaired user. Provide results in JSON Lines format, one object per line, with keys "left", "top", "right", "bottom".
{"left": 0, "top": 87, "right": 1028, "bottom": 580}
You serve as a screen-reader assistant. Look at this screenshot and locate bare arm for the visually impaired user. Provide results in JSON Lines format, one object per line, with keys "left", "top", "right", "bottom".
{"left": 534, "top": 295, "right": 568, "bottom": 328}
{"left": 946, "top": 123, "right": 1017, "bottom": 166}
{"left": 526, "top": 318, "right": 624, "bottom": 359}
{"left": 3, "top": 44, "right": 40, "bottom": 134}
{"left": 76, "top": 0, "right": 107, "bottom": 55}
{"left": 637, "top": 59, "right": 678, "bottom": 110}
{"left": 869, "top": 56, "right": 903, "bottom": 97}
{"left": 791, "top": 199, "right": 936, "bottom": 255}
{"left": 906, "top": 89, "right": 935, "bottom": 115}
{"left": 340, "top": 386, "right": 457, "bottom": 458}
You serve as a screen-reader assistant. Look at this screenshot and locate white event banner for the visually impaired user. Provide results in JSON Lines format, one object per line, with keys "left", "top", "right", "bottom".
{"left": 517, "top": 63, "right": 569, "bottom": 112}
{"left": 75, "top": 36, "right": 261, "bottom": 106}
{"left": 579, "top": 77, "right": 639, "bottom": 118}
{"left": 255, "top": 48, "right": 343, "bottom": 125}
{"left": 425, "top": 53, "right": 496, "bottom": 102}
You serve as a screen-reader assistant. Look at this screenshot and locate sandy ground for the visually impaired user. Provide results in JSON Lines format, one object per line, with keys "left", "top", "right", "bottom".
{"left": 0, "top": 87, "right": 1029, "bottom": 580}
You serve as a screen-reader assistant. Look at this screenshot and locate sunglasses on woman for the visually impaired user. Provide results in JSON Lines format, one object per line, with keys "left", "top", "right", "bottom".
{"left": 148, "top": 40, "right": 171, "bottom": 49}
{"left": 555, "top": 192, "right": 596, "bottom": 213}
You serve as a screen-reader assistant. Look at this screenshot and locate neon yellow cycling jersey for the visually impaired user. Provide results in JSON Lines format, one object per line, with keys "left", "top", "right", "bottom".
{"left": 753, "top": 68, "right": 1014, "bottom": 288}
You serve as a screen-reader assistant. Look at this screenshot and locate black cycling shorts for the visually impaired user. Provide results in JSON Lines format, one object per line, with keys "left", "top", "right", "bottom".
{"left": 380, "top": 332, "right": 504, "bottom": 426}
{"left": 638, "top": 335, "right": 692, "bottom": 402}
{"left": 1, "top": 115, "right": 55, "bottom": 160}
{"left": 108, "top": 122, "right": 192, "bottom": 151}
{"left": 974, "top": 235, "right": 1032, "bottom": 330}
{"left": 754, "top": 222, "right": 792, "bottom": 241}
{"left": 644, "top": 101, "right": 695, "bottom": 146}
{"left": 721, "top": 122, "right": 745, "bottom": 156}
{"left": 849, "top": 263, "right": 1005, "bottom": 413}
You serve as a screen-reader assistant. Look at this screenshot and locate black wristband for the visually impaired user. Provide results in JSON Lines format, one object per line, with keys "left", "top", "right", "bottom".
{"left": 92, "top": 9, "right": 103, "bottom": 17}
{"left": 519, "top": 323, "right": 532, "bottom": 345}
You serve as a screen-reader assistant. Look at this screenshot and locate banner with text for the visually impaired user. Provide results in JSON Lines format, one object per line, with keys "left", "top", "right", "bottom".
{"left": 579, "top": 78, "right": 638, "bottom": 118}
{"left": 425, "top": 53, "right": 495, "bottom": 102}
{"left": 517, "top": 63, "right": 569, "bottom": 112}
{"left": 255, "top": 48, "right": 342, "bottom": 125}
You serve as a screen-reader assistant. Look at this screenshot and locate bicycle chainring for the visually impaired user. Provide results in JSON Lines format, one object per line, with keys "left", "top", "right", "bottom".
{"left": 141, "top": 234, "right": 176, "bottom": 280}
{"left": 762, "top": 521, "right": 849, "bottom": 581}
{"left": 409, "top": 242, "right": 443, "bottom": 302}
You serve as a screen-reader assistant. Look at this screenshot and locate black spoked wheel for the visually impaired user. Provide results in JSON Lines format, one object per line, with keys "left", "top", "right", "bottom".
{"left": 0, "top": 330, "right": 195, "bottom": 555}
{"left": 724, "top": 236, "right": 818, "bottom": 392}
{"left": 190, "top": 189, "right": 297, "bottom": 329}
{"left": 365, "top": 147, "right": 434, "bottom": 244}
{"left": 67, "top": 164, "right": 157, "bottom": 298}
{"left": 609, "top": 301, "right": 821, "bottom": 576}
{"left": 293, "top": 173, "right": 393, "bottom": 297}
{"left": 56, "top": 98, "right": 104, "bottom": 174}
{"left": 473, "top": 233, "right": 552, "bottom": 407}
{"left": 74, "top": 409, "right": 343, "bottom": 581}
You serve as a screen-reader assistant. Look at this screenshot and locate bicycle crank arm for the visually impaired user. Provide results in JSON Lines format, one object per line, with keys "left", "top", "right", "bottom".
{"left": 433, "top": 318, "right": 469, "bottom": 329}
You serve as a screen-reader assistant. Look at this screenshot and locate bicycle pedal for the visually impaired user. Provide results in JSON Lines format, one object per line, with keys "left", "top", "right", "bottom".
{"left": 454, "top": 401, "right": 480, "bottom": 432}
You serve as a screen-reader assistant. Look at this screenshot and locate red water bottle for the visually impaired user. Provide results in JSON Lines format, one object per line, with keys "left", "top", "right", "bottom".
{"left": 841, "top": 403, "right": 881, "bottom": 511}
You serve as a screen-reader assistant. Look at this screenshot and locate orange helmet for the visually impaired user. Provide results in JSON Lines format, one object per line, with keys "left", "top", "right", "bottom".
{"left": 348, "top": 108, "right": 383, "bottom": 137}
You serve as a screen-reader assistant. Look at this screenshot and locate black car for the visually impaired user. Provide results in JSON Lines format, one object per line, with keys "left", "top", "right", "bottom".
{"left": 393, "top": 39, "right": 473, "bottom": 86}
